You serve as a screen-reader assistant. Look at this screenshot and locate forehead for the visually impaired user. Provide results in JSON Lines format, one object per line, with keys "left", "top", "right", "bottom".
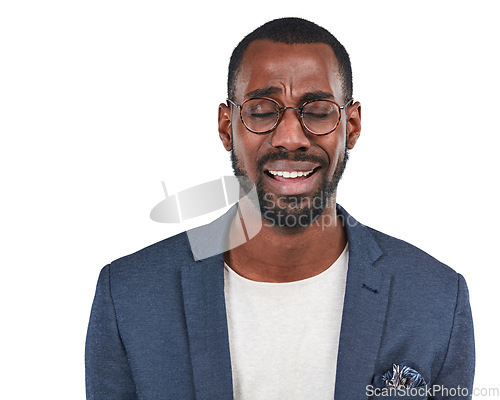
{"left": 234, "top": 40, "right": 343, "bottom": 102}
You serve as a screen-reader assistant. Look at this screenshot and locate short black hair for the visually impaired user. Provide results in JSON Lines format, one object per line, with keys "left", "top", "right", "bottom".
{"left": 227, "top": 17, "right": 352, "bottom": 103}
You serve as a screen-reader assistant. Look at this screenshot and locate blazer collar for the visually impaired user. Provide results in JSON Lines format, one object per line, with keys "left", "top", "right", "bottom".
{"left": 181, "top": 204, "right": 390, "bottom": 399}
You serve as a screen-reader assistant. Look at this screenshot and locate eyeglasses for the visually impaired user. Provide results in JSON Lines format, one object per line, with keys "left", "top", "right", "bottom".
{"left": 227, "top": 97, "right": 353, "bottom": 135}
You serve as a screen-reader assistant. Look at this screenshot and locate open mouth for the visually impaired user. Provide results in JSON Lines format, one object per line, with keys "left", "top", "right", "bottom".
{"left": 261, "top": 159, "right": 323, "bottom": 195}
{"left": 264, "top": 167, "right": 320, "bottom": 182}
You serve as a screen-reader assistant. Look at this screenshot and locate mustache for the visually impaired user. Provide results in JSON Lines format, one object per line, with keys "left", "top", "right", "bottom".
{"left": 256, "top": 150, "right": 328, "bottom": 171}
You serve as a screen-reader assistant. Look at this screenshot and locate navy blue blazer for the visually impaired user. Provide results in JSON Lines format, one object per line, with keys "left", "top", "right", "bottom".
{"left": 85, "top": 205, "right": 474, "bottom": 399}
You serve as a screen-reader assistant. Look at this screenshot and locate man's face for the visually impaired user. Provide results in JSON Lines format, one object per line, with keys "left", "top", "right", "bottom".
{"left": 220, "top": 40, "right": 355, "bottom": 228}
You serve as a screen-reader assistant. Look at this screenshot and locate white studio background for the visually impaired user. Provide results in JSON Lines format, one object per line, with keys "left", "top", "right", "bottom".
{"left": 1, "top": 1, "right": 498, "bottom": 398}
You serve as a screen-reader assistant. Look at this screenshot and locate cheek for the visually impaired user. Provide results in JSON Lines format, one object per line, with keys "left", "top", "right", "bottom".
{"left": 232, "top": 117, "right": 250, "bottom": 147}
{"left": 232, "top": 129, "right": 249, "bottom": 160}
{"left": 232, "top": 127, "right": 262, "bottom": 168}
{"left": 321, "top": 133, "right": 346, "bottom": 169}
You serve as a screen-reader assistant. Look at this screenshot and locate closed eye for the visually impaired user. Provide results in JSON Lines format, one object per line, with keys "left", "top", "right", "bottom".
{"left": 250, "top": 112, "right": 276, "bottom": 119}
{"left": 303, "top": 112, "right": 330, "bottom": 119}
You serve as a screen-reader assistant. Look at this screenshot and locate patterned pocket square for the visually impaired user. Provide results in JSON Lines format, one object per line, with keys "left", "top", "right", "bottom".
{"left": 373, "top": 361, "right": 427, "bottom": 389}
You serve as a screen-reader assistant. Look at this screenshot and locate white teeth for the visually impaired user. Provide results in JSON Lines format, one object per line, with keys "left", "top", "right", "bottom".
{"left": 268, "top": 169, "right": 315, "bottom": 178}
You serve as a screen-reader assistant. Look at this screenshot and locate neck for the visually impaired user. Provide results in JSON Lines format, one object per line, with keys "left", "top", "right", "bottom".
{"left": 224, "top": 200, "right": 347, "bottom": 282}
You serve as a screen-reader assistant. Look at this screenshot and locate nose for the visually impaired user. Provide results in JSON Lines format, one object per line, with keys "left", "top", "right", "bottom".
{"left": 270, "top": 108, "right": 311, "bottom": 151}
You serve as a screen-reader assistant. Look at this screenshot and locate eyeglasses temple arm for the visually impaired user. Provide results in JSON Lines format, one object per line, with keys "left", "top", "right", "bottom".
{"left": 226, "top": 99, "right": 240, "bottom": 108}
{"left": 341, "top": 98, "right": 354, "bottom": 109}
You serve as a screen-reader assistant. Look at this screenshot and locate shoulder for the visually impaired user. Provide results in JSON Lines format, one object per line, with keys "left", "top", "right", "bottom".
{"left": 368, "top": 226, "right": 459, "bottom": 281}
{"left": 104, "top": 231, "right": 194, "bottom": 291}
{"left": 100, "top": 204, "right": 236, "bottom": 295}
{"left": 365, "top": 225, "right": 466, "bottom": 312}
{"left": 338, "top": 204, "right": 461, "bottom": 287}
{"left": 112, "top": 231, "right": 192, "bottom": 266}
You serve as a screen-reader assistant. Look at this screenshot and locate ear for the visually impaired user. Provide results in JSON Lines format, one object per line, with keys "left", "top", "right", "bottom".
{"left": 346, "top": 101, "right": 361, "bottom": 150}
{"left": 218, "top": 102, "right": 233, "bottom": 151}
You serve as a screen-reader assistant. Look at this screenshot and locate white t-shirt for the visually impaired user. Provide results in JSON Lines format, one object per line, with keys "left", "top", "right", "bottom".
{"left": 224, "top": 243, "right": 349, "bottom": 400}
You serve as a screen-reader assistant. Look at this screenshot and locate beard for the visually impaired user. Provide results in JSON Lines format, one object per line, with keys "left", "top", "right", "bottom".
{"left": 231, "top": 146, "right": 349, "bottom": 230}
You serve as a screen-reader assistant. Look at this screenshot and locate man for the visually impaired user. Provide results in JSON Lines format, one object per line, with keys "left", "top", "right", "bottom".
{"left": 86, "top": 18, "right": 474, "bottom": 399}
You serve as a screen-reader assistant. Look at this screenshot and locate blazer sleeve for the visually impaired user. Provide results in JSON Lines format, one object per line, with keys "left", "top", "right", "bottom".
{"left": 430, "top": 273, "right": 475, "bottom": 400}
{"left": 85, "top": 265, "right": 137, "bottom": 400}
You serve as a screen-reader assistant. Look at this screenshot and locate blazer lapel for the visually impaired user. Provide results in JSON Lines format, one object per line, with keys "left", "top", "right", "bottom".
{"left": 334, "top": 206, "right": 391, "bottom": 399}
{"left": 181, "top": 254, "right": 234, "bottom": 400}
{"left": 181, "top": 207, "right": 237, "bottom": 400}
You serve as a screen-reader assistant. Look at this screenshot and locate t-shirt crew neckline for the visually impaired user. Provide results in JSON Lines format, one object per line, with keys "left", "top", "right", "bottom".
{"left": 223, "top": 242, "right": 349, "bottom": 286}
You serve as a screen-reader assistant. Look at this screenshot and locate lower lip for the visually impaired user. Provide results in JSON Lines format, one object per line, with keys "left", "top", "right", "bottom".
{"left": 263, "top": 169, "right": 321, "bottom": 195}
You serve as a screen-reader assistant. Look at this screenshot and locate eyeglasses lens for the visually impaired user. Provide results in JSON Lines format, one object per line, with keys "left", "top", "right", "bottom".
{"left": 302, "top": 101, "right": 340, "bottom": 134}
{"left": 241, "top": 99, "right": 280, "bottom": 133}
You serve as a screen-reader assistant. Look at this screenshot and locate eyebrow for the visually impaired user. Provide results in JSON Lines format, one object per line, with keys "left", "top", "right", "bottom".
{"left": 300, "top": 91, "right": 335, "bottom": 102}
{"left": 245, "top": 86, "right": 282, "bottom": 98}
{"left": 244, "top": 87, "right": 335, "bottom": 102}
